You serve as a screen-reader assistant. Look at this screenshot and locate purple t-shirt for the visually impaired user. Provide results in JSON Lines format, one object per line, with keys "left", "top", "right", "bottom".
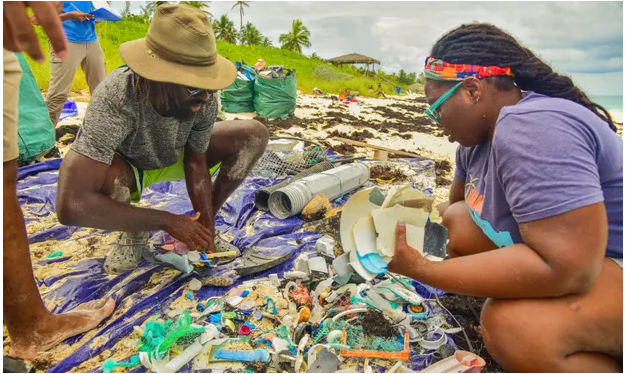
{"left": 456, "top": 91, "right": 623, "bottom": 259}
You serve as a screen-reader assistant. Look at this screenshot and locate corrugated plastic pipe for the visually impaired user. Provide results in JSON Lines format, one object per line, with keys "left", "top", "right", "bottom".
{"left": 254, "top": 161, "right": 335, "bottom": 211}
{"left": 268, "top": 163, "right": 370, "bottom": 219}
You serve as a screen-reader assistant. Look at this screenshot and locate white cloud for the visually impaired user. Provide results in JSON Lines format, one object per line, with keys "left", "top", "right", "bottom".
{"left": 109, "top": 1, "right": 624, "bottom": 96}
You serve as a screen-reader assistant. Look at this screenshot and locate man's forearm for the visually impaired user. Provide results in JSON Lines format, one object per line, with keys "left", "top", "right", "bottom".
{"left": 411, "top": 244, "right": 578, "bottom": 298}
{"left": 184, "top": 162, "right": 214, "bottom": 233}
{"left": 59, "top": 191, "right": 174, "bottom": 232}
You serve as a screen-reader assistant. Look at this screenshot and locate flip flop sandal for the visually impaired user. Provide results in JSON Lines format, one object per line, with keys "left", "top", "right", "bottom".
{"left": 104, "top": 232, "right": 148, "bottom": 274}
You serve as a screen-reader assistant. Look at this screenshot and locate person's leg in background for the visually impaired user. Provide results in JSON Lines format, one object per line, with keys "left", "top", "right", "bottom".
{"left": 81, "top": 39, "right": 106, "bottom": 94}
{"left": 3, "top": 49, "right": 114, "bottom": 360}
{"left": 45, "top": 41, "right": 85, "bottom": 126}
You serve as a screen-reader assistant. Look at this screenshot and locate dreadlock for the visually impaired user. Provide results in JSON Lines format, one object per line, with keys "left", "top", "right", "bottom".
{"left": 133, "top": 74, "right": 182, "bottom": 113}
{"left": 430, "top": 23, "right": 617, "bottom": 132}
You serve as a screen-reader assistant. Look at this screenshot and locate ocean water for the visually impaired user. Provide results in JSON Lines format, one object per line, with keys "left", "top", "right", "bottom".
{"left": 591, "top": 95, "right": 624, "bottom": 123}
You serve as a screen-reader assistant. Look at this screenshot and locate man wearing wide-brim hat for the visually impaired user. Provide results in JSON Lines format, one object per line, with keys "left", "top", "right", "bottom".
{"left": 56, "top": 4, "right": 268, "bottom": 274}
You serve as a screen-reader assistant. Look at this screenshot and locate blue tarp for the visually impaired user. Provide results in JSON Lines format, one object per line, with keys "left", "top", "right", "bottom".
{"left": 16, "top": 157, "right": 447, "bottom": 372}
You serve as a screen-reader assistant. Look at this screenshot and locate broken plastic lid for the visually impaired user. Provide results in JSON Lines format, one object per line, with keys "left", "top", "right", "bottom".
{"left": 357, "top": 252, "right": 387, "bottom": 275}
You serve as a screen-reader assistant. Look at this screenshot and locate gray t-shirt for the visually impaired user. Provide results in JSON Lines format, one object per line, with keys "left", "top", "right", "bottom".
{"left": 72, "top": 68, "right": 218, "bottom": 170}
{"left": 456, "top": 91, "right": 623, "bottom": 259}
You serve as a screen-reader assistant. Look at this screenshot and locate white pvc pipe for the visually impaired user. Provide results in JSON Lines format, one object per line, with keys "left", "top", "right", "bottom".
{"left": 268, "top": 163, "right": 370, "bottom": 219}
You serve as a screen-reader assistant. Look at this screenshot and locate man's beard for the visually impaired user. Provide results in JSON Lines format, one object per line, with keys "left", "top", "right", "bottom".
{"left": 168, "top": 96, "right": 203, "bottom": 122}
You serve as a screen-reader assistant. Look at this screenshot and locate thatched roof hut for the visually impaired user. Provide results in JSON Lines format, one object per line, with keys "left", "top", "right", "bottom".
{"left": 326, "top": 53, "right": 381, "bottom": 65}
{"left": 326, "top": 53, "right": 380, "bottom": 72}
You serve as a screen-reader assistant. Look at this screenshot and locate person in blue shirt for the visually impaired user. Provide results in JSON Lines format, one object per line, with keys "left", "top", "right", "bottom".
{"left": 45, "top": 1, "right": 106, "bottom": 126}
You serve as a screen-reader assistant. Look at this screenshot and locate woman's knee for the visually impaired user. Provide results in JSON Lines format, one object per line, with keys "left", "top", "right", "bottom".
{"left": 480, "top": 298, "right": 533, "bottom": 371}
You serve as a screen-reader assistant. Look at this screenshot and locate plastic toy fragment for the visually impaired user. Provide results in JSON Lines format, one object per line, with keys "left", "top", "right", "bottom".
{"left": 419, "top": 350, "right": 486, "bottom": 373}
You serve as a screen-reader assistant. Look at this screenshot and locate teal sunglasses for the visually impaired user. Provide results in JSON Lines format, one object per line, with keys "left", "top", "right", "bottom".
{"left": 425, "top": 81, "right": 463, "bottom": 124}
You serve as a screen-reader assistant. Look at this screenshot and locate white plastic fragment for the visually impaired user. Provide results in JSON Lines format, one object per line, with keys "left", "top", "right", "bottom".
{"left": 353, "top": 216, "right": 378, "bottom": 256}
{"left": 307, "top": 257, "right": 329, "bottom": 275}
{"left": 284, "top": 271, "right": 309, "bottom": 280}
{"left": 226, "top": 295, "right": 243, "bottom": 307}
{"left": 316, "top": 235, "right": 336, "bottom": 258}
{"left": 187, "top": 251, "right": 201, "bottom": 263}
{"left": 187, "top": 278, "right": 202, "bottom": 291}
{"left": 340, "top": 187, "right": 382, "bottom": 254}
{"left": 418, "top": 327, "right": 448, "bottom": 350}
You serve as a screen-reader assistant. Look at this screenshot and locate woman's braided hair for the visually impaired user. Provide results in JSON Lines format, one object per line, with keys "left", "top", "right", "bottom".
{"left": 430, "top": 23, "right": 617, "bottom": 132}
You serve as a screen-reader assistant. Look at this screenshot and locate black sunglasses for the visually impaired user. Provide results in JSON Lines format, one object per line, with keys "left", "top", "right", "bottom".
{"left": 186, "top": 87, "right": 215, "bottom": 97}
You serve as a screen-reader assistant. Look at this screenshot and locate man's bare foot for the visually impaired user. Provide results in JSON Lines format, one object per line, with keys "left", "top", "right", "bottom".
{"left": 8, "top": 299, "right": 115, "bottom": 360}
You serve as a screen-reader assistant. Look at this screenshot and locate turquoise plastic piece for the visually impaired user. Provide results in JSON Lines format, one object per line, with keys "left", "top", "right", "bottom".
{"left": 214, "top": 349, "right": 270, "bottom": 362}
{"left": 357, "top": 252, "right": 387, "bottom": 275}
{"left": 263, "top": 296, "right": 277, "bottom": 314}
{"left": 46, "top": 251, "right": 64, "bottom": 258}
{"left": 102, "top": 355, "right": 140, "bottom": 373}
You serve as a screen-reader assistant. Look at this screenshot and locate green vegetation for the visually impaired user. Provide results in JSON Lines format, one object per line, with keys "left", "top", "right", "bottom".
{"left": 213, "top": 14, "right": 238, "bottom": 44}
{"left": 279, "top": 19, "right": 311, "bottom": 54}
{"left": 26, "top": 19, "right": 408, "bottom": 97}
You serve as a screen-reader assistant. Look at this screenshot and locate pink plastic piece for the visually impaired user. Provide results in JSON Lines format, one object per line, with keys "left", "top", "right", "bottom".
{"left": 239, "top": 325, "right": 252, "bottom": 336}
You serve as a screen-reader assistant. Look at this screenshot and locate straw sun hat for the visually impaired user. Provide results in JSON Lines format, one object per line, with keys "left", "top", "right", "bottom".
{"left": 120, "top": 4, "right": 236, "bottom": 90}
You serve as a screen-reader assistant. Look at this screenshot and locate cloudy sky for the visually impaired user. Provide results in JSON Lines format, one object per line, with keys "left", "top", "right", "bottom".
{"left": 105, "top": 1, "right": 623, "bottom": 96}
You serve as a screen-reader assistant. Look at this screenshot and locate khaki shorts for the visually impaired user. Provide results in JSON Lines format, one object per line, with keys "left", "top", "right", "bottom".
{"left": 3, "top": 49, "right": 22, "bottom": 162}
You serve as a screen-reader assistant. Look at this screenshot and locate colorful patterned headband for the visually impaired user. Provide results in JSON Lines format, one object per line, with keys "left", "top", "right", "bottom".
{"left": 424, "top": 56, "right": 514, "bottom": 81}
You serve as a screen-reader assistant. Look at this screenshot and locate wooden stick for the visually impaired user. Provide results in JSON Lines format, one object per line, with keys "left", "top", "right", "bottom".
{"left": 331, "top": 137, "right": 421, "bottom": 158}
{"left": 69, "top": 2, "right": 81, "bottom": 12}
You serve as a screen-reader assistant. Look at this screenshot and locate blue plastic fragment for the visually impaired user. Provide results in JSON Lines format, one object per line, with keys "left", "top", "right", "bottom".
{"left": 253, "top": 310, "right": 263, "bottom": 321}
{"left": 214, "top": 349, "right": 270, "bottom": 362}
{"left": 241, "top": 290, "right": 250, "bottom": 297}
{"left": 210, "top": 313, "right": 222, "bottom": 324}
{"left": 197, "top": 303, "right": 206, "bottom": 312}
{"left": 186, "top": 292, "right": 194, "bottom": 301}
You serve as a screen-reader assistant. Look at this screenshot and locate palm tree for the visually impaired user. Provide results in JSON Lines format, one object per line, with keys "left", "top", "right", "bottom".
{"left": 212, "top": 15, "right": 238, "bottom": 44}
{"left": 261, "top": 36, "right": 272, "bottom": 48}
{"left": 239, "top": 22, "right": 263, "bottom": 46}
{"left": 145, "top": 1, "right": 168, "bottom": 16}
{"left": 231, "top": 1, "right": 250, "bottom": 36}
{"left": 180, "top": 1, "right": 212, "bottom": 17}
{"left": 120, "top": 1, "right": 132, "bottom": 18}
{"left": 279, "top": 19, "right": 311, "bottom": 54}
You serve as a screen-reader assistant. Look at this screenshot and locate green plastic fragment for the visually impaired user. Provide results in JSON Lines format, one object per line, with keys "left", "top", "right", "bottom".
{"left": 139, "top": 311, "right": 205, "bottom": 360}
{"left": 102, "top": 355, "right": 140, "bottom": 373}
{"left": 222, "top": 311, "right": 236, "bottom": 319}
{"left": 46, "top": 251, "right": 63, "bottom": 258}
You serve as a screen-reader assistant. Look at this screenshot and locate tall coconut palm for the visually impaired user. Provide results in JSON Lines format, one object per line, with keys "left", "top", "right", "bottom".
{"left": 179, "top": 1, "right": 212, "bottom": 17}
{"left": 119, "top": 1, "right": 132, "bottom": 18}
{"left": 279, "top": 19, "right": 311, "bottom": 54}
{"left": 239, "top": 22, "right": 263, "bottom": 46}
{"left": 212, "top": 14, "right": 238, "bottom": 44}
{"left": 231, "top": 1, "right": 250, "bottom": 35}
{"left": 144, "top": 1, "right": 168, "bottom": 17}
{"left": 261, "top": 36, "right": 272, "bottom": 48}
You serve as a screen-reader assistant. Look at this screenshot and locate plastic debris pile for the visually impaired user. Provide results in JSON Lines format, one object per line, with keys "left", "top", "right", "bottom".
{"left": 111, "top": 268, "right": 483, "bottom": 373}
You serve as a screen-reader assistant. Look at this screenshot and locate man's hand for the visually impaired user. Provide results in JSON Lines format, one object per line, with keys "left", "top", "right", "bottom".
{"left": 4, "top": 1, "right": 67, "bottom": 62}
{"left": 387, "top": 220, "right": 427, "bottom": 277}
{"left": 165, "top": 212, "right": 214, "bottom": 252}
{"left": 65, "top": 10, "right": 93, "bottom": 22}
